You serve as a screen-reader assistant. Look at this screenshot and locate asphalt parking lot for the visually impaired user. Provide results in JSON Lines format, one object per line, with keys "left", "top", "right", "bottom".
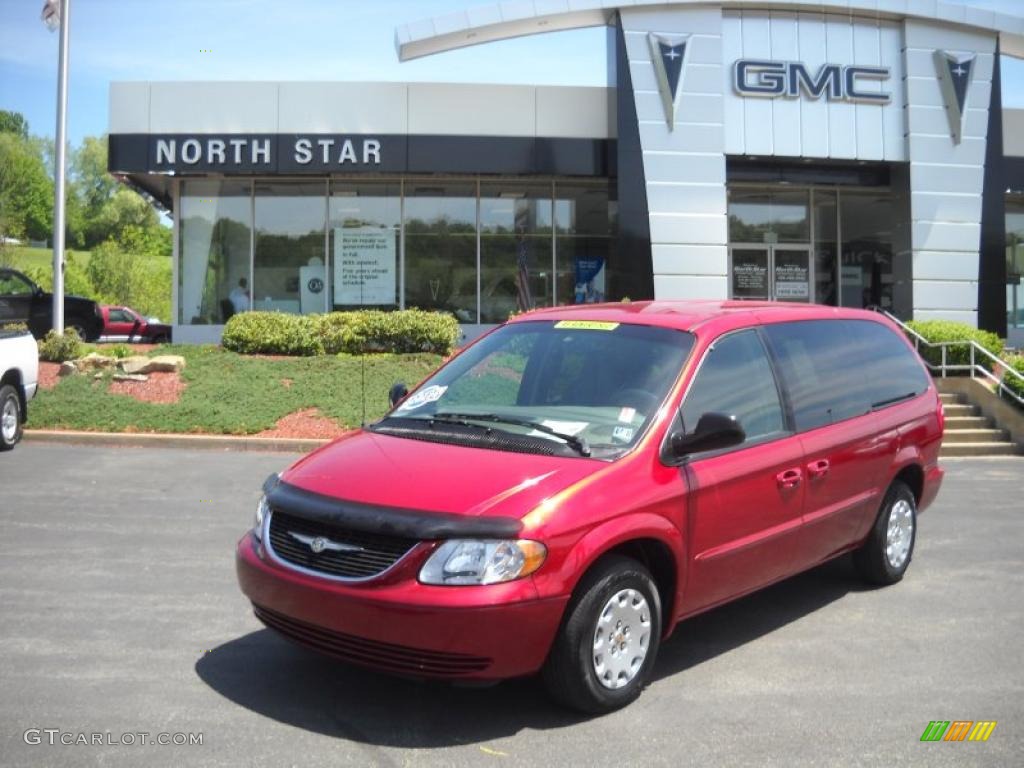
{"left": 1, "top": 444, "right": 1021, "bottom": 767}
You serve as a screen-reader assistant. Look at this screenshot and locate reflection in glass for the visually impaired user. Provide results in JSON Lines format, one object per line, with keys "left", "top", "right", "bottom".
{"left": 1007, "top": 195, "right": 1024, "bottom": 330}
{"left": 479, "top": 182, "right": 552, "bottom": 323}
{"left": 179, "top": 180, "right": 252, "bottom": 325}
{"left": 729, "top": 189, "right": 809, "bottom": 243}
{"left": 254, "top": 182, "right": 326, "bottom": 315}
{"left": 813, "top": 190, "right": 838, "bottom": 306}
{"left": 840, "top": 192, "right": 894, "bottom": 310}
{"left": 404, "top": 182, "right": 477, "bottom": 322}
{"left": 555, "top": 182, "right": 614, "bottom": 307}
{"left": 328, "top": 182, "right": 400, "bottom": 309}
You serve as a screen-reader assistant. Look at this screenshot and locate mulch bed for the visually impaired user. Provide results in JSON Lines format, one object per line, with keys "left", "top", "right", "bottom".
{"left": 38, "top": 362, "right": 61, "bottom": 390}
{"left": 108, "top": 372, "right": 186, "bottom": 404}
{"left": 256, "top": 408, "right": 351, "bottom": 440}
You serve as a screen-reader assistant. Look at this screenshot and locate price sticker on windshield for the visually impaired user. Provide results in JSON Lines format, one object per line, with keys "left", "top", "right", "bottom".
{"left": 554, "top": 320, "right": 619, "bottom": 331}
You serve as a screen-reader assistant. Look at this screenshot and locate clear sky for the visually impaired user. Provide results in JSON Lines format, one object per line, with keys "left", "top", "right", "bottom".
{"left": 1, "top": 0, "right": 1023, "bottom": 145}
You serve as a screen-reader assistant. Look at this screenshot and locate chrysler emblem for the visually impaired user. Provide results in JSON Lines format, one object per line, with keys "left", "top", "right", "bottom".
{"left": 289, "top": 531, "right": 364, "bottom": 554}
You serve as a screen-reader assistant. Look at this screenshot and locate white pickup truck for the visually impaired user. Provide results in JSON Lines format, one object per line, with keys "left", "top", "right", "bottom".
{"left": 0, "top": 330, "right": 38, "bottom": 450}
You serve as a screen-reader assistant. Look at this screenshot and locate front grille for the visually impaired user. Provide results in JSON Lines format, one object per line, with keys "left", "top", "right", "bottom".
{"left": 253, "top": 604, "right": 491, "bottom": 677}
{"left": 267, "top": 509, "right": 418, "bottom": 580}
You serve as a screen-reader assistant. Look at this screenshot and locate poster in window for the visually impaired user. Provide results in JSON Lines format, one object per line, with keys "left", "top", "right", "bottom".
{"left": 333, "top": 226, "right": 396, "bottom": 305}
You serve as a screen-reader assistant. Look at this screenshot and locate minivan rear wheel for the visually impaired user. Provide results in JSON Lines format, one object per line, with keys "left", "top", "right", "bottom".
{"left": 542, "top": 555, "right": 661, "bottom": 714}
{"left": 854, "top": 480, "right": 917, "bottom": 585}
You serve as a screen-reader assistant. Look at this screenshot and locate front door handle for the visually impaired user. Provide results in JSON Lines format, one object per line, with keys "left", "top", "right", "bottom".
{"left": 807, "top": 459, "right": 830, "bottom": 480}
{"left": 776, "top": 468, "right": 803, "bottom": 489}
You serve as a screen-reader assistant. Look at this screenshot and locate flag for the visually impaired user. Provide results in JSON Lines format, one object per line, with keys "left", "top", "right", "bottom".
{"left": 514, "top": 225, "right": 533, "bottom": 313}
{"left": 41, "top": 0, "right": 60, "bottom": 31}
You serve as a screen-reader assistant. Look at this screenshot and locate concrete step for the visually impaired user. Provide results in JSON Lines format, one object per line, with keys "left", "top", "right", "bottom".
{"left": 942, "top": 403, "right": 978, "bottom": 417}
{"left": 939, "top": 393, "right": 961, "bottom": 405}
{"left": 944, "top": 416, "right": 991, "bottom": 429}
{"left": 943, "top": 428, "right": 1009, "bottom": 444}
{"left": 941, "top": 442, "right": 1020, "bottom": 457}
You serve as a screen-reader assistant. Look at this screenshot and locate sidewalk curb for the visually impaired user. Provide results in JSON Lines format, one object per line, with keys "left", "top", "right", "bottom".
{"left": 23, "top": 430, "right": 328, "bottom": 453}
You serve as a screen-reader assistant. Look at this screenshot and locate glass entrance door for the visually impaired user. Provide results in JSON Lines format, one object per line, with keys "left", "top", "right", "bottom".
{"left": 730, "top": 245, "right": 813, "bottom": 302}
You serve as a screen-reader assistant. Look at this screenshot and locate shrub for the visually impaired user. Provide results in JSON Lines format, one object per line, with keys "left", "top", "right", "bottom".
{"left": 221, "top": 312, "right": 323, "bottom": 356}
{"left": 222, "top": 309, "right": 460, "bottom": 357}
{"left": 904, "top": 320, "right": 1004, "bottom": 372}
{"left": 1003, "top": 355, "right": 1024, "bottom": 401}
{"left": 318, "top": 309, "right": 460, "bottom": 355}
{"left": 105, "top": 343, "right": 132, "bottom": 359}
{"left": 38, "top": 328, "right": 84, "bottom": 362}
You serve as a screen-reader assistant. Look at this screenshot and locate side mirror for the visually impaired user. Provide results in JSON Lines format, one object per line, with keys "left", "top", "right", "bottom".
{"left": 670, "top": 412, "right": 745, "bottom": 458}
{"left": 389, "top": 382, "right": 409, "bottom": 407}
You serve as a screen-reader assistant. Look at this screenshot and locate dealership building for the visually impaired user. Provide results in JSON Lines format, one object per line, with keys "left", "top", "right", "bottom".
{"left": 107, "top": 0, "right": 1024, "bottom": 345}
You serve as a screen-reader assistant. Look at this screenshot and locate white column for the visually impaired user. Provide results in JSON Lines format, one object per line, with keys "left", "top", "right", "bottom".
{"left": 904, "top": 20, "right": 997, "bottom": 326}
{"left": 620, "top": 6, "right": 727, "bottom": 300}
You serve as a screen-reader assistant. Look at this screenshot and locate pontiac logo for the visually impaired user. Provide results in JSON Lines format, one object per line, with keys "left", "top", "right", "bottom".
{"left": 289, "top": 531, "right": 364, "bottom": 554}
{"left": 649, "top": 32, "right": 690, "bottom": 130}
{"left": 935, "top": 50, "right": 976, "bottom": 144}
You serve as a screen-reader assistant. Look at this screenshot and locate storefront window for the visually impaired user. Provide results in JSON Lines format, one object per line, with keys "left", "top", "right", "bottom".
{"left": 404, "top": 182, "right": 477, "bottom": 322}
{"left": 178, "top": 180, "right": 252, "bottom": 325}
{"left": 839, "top": 191, "right": 894, "bottom": 310}
{"left": 328, "top": 181, "right": 400, "bottom": 310}
{"left": 479, "top": 182, "right": 553, "bottom": 323}
{"left": 253, "top": 182, "right": 326, "bottom": 314}
{"left": 813, "top": 190, "right": 838, "bottom": 306}
{"left": 1007, "top": 195, "right": 1024, "bottom": 331}
{"left": 555, "top": 182, "right": 614, "bottom": 306}
{"left": 728, "top": 189, "right": 809, "bottom": 243}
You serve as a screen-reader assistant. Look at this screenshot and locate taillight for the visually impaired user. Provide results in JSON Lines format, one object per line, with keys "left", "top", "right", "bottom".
{"left": 935, "top": 392, "right": 945, "bottom": 434}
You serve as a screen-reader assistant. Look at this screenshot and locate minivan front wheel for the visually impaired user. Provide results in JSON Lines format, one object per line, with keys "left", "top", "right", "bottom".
{"left": 854, "top": 480, "right": 917, "bottom": 585}
{"left": 542, "top": 555, "right": 661, "bottom": 714}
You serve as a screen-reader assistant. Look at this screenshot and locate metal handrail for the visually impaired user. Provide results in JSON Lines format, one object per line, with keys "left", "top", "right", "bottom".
{"left": 876, "top": 309, "right": 1024, "bottom": 409}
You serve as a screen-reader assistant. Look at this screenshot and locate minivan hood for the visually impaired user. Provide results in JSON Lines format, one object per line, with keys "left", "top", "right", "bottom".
{"left": 280, "top": 429, "right": 604, "bottom": 520}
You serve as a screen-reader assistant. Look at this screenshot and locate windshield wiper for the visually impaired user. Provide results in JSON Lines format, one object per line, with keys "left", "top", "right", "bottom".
{"left": 429, "top": 411, "right": 592, "bottom": 457}
{"left": 872, "top": 391, "right": 918, "bottom": 409}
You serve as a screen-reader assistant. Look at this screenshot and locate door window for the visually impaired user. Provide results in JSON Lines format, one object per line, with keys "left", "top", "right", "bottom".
{"left": 107, "top": 309, "right": 134, "bottom": 323}
{"left": 681, "top": 330, "right": 785, "bottom": 445}
{"left": 0, "top": 272, "right": 34, "bottom": 296}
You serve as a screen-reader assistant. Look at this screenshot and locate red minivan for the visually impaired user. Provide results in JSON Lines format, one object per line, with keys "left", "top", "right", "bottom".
{"left": 236, "top": 301, "right": 943, "bottom": 713}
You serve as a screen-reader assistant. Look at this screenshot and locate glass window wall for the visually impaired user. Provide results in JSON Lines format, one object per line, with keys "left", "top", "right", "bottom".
{"left": 555, "top": 182, "right": 614, "bottom": 306}
{"left": 839, "top": 191, "right": 895, "bottom": 311}
{"left": 404, "top": 182, "right": 478, "bottom": 322}
{"left": 178, "top": 180, "right": 252, "bottom": 325}
{"left": 728, "top": 189, "right": 809, "bottom": 244}
{"left": 479, "top": 182, "right": 553, "bottom": 323}
{"left": 1007, "top": 194, "right": 1024, "bottom": 332}
{"left": 253, "top": 182, "right": 326, "bottom": 314}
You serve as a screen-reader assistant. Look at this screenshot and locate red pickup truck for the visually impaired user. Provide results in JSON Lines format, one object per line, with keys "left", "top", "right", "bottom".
{"left": 99, "top": 305, "right": 172, "bottom": 343}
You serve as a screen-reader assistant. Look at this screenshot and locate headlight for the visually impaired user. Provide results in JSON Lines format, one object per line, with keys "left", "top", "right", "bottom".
{"left": 419, "top": 539, "right": 546, "bottom": 585}
{"left": 253, "top": 494, "right": 269, "bottom": 541}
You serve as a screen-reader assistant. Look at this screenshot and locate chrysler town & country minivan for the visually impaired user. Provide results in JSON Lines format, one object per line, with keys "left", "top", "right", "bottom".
{"left": 236, "top": 301, "right": 944, "bottom": 713}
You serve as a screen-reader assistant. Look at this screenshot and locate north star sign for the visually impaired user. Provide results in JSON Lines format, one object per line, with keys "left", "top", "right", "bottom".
{"left": 734, "top": 60, "right": 891, "bottom": 103}
{"left": 152, "top": 136, "right": 383, "bottom": 170}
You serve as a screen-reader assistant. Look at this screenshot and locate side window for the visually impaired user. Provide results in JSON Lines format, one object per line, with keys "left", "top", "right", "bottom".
{"left": 763, "top": 320, "right": 871, "bottom": 431}
{"left": 108, "top": 309, "right": 132, "bottom": 323}
{"left": 0, "top": 272, "right": 33, "bottom": 296}
{"left": 681, "top": 330, "right": 785, "bottom": 445}
{"left": 850, "top": 321, "right": 931, "bottom": 407}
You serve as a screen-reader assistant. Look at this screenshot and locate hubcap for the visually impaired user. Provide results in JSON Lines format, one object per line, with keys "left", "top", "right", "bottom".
{"left": 592, "top": 588, "right": 651, "bottom": 690}
{"left": 1, "top": 397, "right": 17, "bottom": 441}
{"left": 885, "top": 499, "right": 914, "bottom": 570}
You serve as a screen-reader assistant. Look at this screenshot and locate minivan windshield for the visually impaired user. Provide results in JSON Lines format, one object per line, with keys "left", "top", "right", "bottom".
{"left": 373, "top": 320, "right": 695, "bottom": 459}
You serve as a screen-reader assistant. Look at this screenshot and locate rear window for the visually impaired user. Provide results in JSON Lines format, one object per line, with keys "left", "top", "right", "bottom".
{"left": 763, "top": 319, "right": 929, "bottom": 431}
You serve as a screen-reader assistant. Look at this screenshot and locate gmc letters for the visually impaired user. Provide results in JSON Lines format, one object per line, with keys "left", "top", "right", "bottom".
{"left": 734, "top": 60, "right": 891, "bottom": 103}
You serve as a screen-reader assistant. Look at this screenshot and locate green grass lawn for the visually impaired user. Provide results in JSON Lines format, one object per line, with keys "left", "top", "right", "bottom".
{"left": 2, "top": 245, "right": 92, "bottom": 271}
{"left": 29, "top": 345, "right": 443, "bottom": 434}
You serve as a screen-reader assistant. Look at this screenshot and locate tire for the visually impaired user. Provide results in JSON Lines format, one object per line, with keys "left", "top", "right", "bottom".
{"left": 854, "top": 480, "right": 917, "bottom": 585}
{"left": 0, "top": 384, "right": 23, "bottom": 451}
{"left": 66, "top": 323, "right": 88, "bottom": 341}
{"left": 542, "top": 555, "right": 662, "bottom": 714}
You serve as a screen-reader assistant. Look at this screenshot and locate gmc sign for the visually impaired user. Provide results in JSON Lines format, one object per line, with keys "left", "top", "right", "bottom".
{"left": 733, "top": 60, "right": 891, "bottom": 103}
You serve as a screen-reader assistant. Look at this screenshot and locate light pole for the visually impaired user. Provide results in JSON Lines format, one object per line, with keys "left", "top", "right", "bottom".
{"left": 42, "top": 0, "right": 70, "bottom": 335}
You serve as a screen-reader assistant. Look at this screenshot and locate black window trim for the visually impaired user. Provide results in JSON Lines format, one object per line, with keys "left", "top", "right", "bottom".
{"left": 660, "top": 325, "right": 795, "bottom": 466}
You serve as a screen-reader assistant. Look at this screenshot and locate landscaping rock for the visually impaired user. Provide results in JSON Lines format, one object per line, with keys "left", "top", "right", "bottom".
{"left": 93, "top": 372, "right": 103, "bottom": 380}
{"left": 119, "top": 356, "right": 152, "bottom": 375}
{"left": 113, "top": 373, "right": 149, "bottom": 383}
{"left": 58, "top": 361, "right": 77, "bottom": 377}
{"left": 76, "top": 353, "right": 116, "bottom": 371}
{"left": 146, "top": 355, "right": 186, "bottom": 373}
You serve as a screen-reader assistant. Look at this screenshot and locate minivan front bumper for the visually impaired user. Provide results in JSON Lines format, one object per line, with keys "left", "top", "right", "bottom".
{"left": 235, "top": 534, "right": 568, "bottom": 680}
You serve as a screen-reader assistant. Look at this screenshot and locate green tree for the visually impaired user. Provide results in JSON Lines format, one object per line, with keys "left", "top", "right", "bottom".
{"left": 0, "top": 132, "right": 53, "bottom": 242}
{"left": 0, "top": 111, "right": 29, "bottom": 139}
{"left": 85, "top": 240, "right": 171, "bottom": 319}
{"left": 72, "top": 135, "right": 117, "bottom": 214}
